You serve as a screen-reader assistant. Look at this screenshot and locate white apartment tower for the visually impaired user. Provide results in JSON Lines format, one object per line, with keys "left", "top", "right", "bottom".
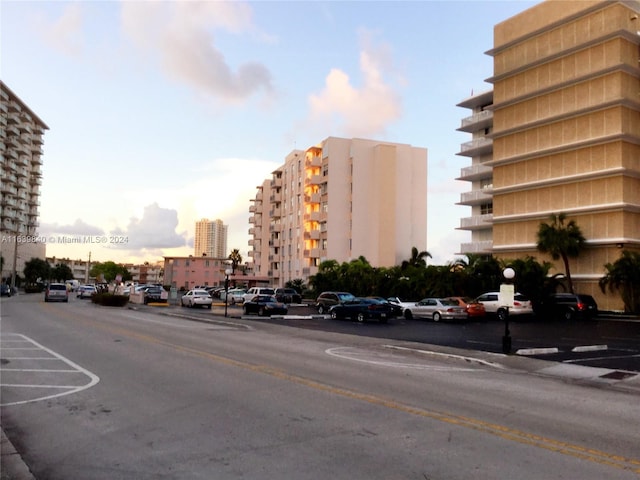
{"left": 248, "top": 137, "right": 428, "bottom": 285}
{"left": 194, "top": 218, "right": 228, "bottom": 258}
{"left": 456, "top": 89, "right": 494, "bottom": 255}
{"left": 1, "top": 81, "right": 47, "bottom": 282}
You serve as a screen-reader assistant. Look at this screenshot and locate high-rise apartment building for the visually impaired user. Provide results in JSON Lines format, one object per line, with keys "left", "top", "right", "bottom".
{"left": 194, "top": 218, "right": 227, "bottom": 258}
{"left": 248, "top": 137, "right": 428, "bottom": 286}
{"left": 479, "top": 0, "right": 640, "bottom": 310}
{"left": 456, "top": 89, "right": 495, "bottom": 255}
{"left": 1, "top": 81, "right": 47, "bottom": 282}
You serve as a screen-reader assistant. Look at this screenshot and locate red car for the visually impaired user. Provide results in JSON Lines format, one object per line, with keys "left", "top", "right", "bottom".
{"left": 445, "top": 297, "right": 486, "bottom": 318}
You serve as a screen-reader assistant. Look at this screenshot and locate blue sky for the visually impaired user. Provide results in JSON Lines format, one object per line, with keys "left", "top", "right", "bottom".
{"left": 2, "top": 0, "right": 537, "bottom": 267}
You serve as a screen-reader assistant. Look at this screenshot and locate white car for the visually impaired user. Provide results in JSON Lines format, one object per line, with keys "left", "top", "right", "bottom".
{"left": 181, "top": 289, "right": 213, "bottom": 309}
{"left": 474, "top": 292, "right": 533, "bottom": 320}
{"left": 77, "top": 285, "right": 97, "bottom": 299}
{"left": 220, "top": 288, "right": 246, "bottom": 304}
{"left": 399, "top": 298, "right": 468, "bottom": 322}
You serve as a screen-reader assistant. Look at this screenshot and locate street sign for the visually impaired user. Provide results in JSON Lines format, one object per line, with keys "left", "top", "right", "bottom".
{"left": 499, "top": 284, "right": 515, "bottom": 307}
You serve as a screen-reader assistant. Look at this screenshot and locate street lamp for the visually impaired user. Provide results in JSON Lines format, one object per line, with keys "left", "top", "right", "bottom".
{"left": 501, "top": 267, "right": 516, "bottom": 354}
{"left": 224, "top": 268, "right": 233, "bottom": 317}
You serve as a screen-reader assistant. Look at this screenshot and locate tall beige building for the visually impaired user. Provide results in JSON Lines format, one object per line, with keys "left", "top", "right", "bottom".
{"left": 248, "top": 137, "right": 428, "bottom": 286}
{"left": 194, "top": 218, "right": 227, "bottom": 258}
{"left": 483, "top": 0, "right": 640, "bottom": 310}
{"left": 1, "top": 81, "right": 47, "bottom": 282}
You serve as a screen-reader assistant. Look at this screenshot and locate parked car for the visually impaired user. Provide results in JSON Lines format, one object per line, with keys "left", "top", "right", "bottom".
{"left": 315, "top": 291, "right": 356, "bottom": 314}
{"left": 329, "top": 297, "right": 395, "bottom": 323}
{"left": 538, "top": 293, "right": 598, "bottom": 320}
{"left": 243, "top": 295, "right": 288, "bottom": 316}
{"left": 221, "top": 288, "right": 247, "bottom": 304}
{"left": 400, "top": 298, "right": 468, "bottom": 321}
{"left": 143, "top": 286, "right": 166, "bottom": 304}
{"left": 243, "top": 287, "right": 275, "bottom": 304}
{"left": 77, "top": 285, "right": 97, "bottom": 299}
{"left": 181, "top": 289, "right": 213, "bottom": 308}
{"left": 1, "top": 284, "right": 12, "bottom": 297}
{"left": 45, "top": 283, "right": 69, "bottom": 302}
{"left": 367, "top": 297, "right": 403, "bottom": 317}
{"left": 444, "top": 296, "right": 486, "bottom": 318}
{"left": 274, "top": 288, "right": 302, "bottom": 304}
{"left": 474, "top": 291, "right": 534, "bottom": 320}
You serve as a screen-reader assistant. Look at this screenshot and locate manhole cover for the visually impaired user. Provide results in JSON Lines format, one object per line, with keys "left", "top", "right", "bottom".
{"left": 600, "top": 370, "right": 636, "bottom": 380}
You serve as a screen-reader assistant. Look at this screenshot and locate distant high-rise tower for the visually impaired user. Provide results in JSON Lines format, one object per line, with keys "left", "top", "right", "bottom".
{"left": 194, "top": 218, "right": 227, "bottom": 258}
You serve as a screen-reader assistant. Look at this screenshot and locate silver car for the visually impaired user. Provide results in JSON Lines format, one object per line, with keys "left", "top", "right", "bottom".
{"left": 181, "top": 289, "right": 213, "bottom": 309}
{"left": 401, "top": 298, "right": 468, "bottom": 322}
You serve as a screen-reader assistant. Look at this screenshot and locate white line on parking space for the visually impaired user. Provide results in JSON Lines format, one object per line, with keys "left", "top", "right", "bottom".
{"left": 0, "top": 333, "right": 100, "bottom": 406}
{"left": 572, "top": 345, "right": 608, "bottom": 353}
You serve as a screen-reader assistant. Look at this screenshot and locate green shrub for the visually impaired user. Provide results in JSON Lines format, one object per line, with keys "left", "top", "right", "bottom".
{"left": 91, "top": 293, "right": 129, "bottom": 307}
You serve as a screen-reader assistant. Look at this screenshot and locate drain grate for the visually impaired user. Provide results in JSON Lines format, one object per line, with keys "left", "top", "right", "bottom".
{"left": 600, "top": 370, "right": 636, "bottom": 380}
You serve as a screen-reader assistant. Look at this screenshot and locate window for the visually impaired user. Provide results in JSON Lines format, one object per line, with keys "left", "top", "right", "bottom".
{"left": 481, "top": 203, "right": 493, "bottom": 215}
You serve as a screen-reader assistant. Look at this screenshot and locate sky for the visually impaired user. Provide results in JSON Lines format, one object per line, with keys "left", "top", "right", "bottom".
{"left": 2, "top": 0, "right": 538, "bottom": 268}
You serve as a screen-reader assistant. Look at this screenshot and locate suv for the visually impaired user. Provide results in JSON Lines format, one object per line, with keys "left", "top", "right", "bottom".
{"left": 45, "top": 283, "right": 69, "bottom": 303}
{"left": 274, "top": 288, "right": 302, "bottom": 304}
{"left": 474, "top": 291, "right": 533, "bottom": 320}
{"left": 315, "top": 291, "right": 356, "bottom": 314}
{"left": 539, "top": 293, "right": 598, "bottom": 320}
{"left": 243, "top": 287, "right": 275, "bottom": 304}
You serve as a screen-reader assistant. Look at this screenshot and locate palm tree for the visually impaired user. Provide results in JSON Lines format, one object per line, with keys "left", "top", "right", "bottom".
{"left": 401, "top": 247, "right": 431, "bottom": 270}
{"left": 536, "top": 213, "right": 586, "bottom": 294}
{"left": 228, "top": 249, "right": 242, "bottom": 273}
{"left": 599, "top": 250, "right": 640, "bottom": 313}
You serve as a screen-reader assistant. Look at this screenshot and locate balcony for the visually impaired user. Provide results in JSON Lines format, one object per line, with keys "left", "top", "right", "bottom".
{"left": 457, "top": 163, "right": 492, "bottom": 181}
{"left": 458, "top": 137, "right": 492, "bottom": 157}
{"left": 303, "top": 211, "right": 322, "bottom": 222}
{"left": 269, "top": 206, "right": 281, "bottom": 218}
{"left": 458, "top": 189, "right": 493, "bottom": 206}
{"left": 304, "top": 192, "right": 321, "bottom": 203}
{"left": 305, "top": 174, "right": 323, "bottom": 186}
{"left": 269, "top": 238, "right": 281, "bottom": 248}
{"left": 458, "top": 109, "right": 493, "bottom": 133}
{"left": 270, "top": 176, "right": 282, "bottom": 187}
{"left": 459, "top": 214, "right": 493, "bottom": 230}
{"left": 305, "top": 155, "right": 322, "bottom": 167}
{"left": 459, "top": 240, "right": 493, "bottom": 254}
{"left": 269, "top": 191, "right": 282, "bottom": 203}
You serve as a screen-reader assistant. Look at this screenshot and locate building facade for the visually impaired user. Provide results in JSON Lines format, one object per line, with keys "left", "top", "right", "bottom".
{"left": 163, "top": 256, "right": 229, "bottom": 290}
{"left": 248, "top": 137, "right": 428, "bottom": 286}
{"left": 1, "top": 81, "right": 47, "bottom": 283}
{"left": 484, "top": 0, "right": 640, "bottom": 310}
{"left": 194, "top": 218, "right": 228, "bottom": 258}
{"left": 456, "top": 89, "right": 495, "bottom": 255}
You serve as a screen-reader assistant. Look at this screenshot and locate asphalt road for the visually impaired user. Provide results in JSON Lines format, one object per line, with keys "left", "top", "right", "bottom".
{"left": 1, "top": 294, "right": 640, "bottom": 480}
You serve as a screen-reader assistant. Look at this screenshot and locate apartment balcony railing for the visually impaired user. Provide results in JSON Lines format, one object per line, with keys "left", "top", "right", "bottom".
{"left": 270, "top": 177, "right": 282, "bottom": 187}
{"left": 269, "top": 238, "right": 281, "bottom": 247}
{"left": 457, "top": 163, "right": 492, "bottom": 181}
{"left": 269, "top": 191, "right": 282, "bottom": 203}
{"left": 458, "top": 137, "right": 492, "bottom": 157}
{"left": 303, "top": 211, "right": 322, "bottom": 222}
{"left": 459, "top": 214, "right": 493, "bottom": 230}
{"left": 458, "top": 189, "right": 493, "bottom": 206}
{"left": 269, "top": 207, "right": 281, "bottom": 218}
{"left": 305, "top": 155, "right": 322, "bottom": 167}
{"left": 459, "top": 109, "right": 493, "bottom": 133}
{"left": 305, "top": 174, "right": 323, "bottom": 186}
{"left": 303, "top": 230, "right": 321, "bottom": 240}
{"left": 459, "top": 240, "right": 493, "bottom": 254}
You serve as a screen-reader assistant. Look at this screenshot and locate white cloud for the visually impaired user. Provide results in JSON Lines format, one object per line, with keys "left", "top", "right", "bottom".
{"left": 110, "top": 203, "right": 187, "bottom": 251}
{"left": 120, "top": 1, "right": 273, "bottom": 102}
{"left": 37, "top": 3, "right": 84, "bottom": 57}
{"left": 40, "top": 219, "right": 104, "bottom": 236}
{"left": 306, "top": 29, "right": 402, "bottom": 138}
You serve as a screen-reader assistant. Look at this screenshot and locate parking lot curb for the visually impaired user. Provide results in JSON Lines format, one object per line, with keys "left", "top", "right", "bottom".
{"left": 1, "top": 428, "right": 35, "bottom": 480}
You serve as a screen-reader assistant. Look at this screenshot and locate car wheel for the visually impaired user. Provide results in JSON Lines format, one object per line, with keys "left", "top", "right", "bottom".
{"left": 433, "top": 312, "right": 441, "bottom": 322}
{"left": 497, "top": 309, "right": 508, "bottom": 322}
{"left": 230, "top": 297, "right": 235, "bottom": 305}
{"left": 357, "top": 313, "right": 365, "bottom": 323}
{"left": 563, "top": 308, "right": 575, "bottom": 321}
{"left": 331, "top": 311, "right": 338, "bottom": 320}
{"left": 207, "top": 304, "right": 211, "bottom": 309}
{"left": 258, "top": 307, "right": 266, "bottom": 316}
{"left": 404, "top": 310, "right": 413, "bottom": 320}
{"left": 243, "top": 306, "right": 248, "bottom": 315}
{"left": 318, "top": 305, "right": 325, "bottom": 314}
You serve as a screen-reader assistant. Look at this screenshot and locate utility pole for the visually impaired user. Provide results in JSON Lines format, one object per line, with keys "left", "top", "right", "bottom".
{"left": 85, "top": 251, "right": 91, "bottom": 284}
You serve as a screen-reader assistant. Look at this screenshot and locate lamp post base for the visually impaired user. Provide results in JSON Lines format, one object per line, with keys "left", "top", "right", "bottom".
{"left": 502, "top": 335, "right": 512, "bottom": 354}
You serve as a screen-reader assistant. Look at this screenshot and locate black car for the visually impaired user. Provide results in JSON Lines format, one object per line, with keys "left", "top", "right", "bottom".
{"left": 1, "top": 284, "right": 12, "bottom": 297}
{"left": 315, "top": 291, "right": 356, "bottom": 314}
{"left": 243, "top": 295, "right": 288, "bottom": 316}
{"left": 539, "top": 293, "right": 598, "bottom": 320}
{"left": 274, "top": 288, "right": 302, "bottom": 304}
{"left": 367, "top": 297, "right": 403, "bottom": 317}
{"left": 328, "top": 298, "right": 395, "bottom": 323}
{"left": 143, "top": 286, "right": 166, "bottom": 304}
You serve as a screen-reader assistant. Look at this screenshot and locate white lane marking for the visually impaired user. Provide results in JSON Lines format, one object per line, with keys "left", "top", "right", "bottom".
{"left": 326, "top": 346, "right": 478, "bottom": 371}
{"left": 0, "top": 333, "right": 100, "bottom": 406}
{"left": 384, "top": 345, "right": 505, "bottom": 369}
